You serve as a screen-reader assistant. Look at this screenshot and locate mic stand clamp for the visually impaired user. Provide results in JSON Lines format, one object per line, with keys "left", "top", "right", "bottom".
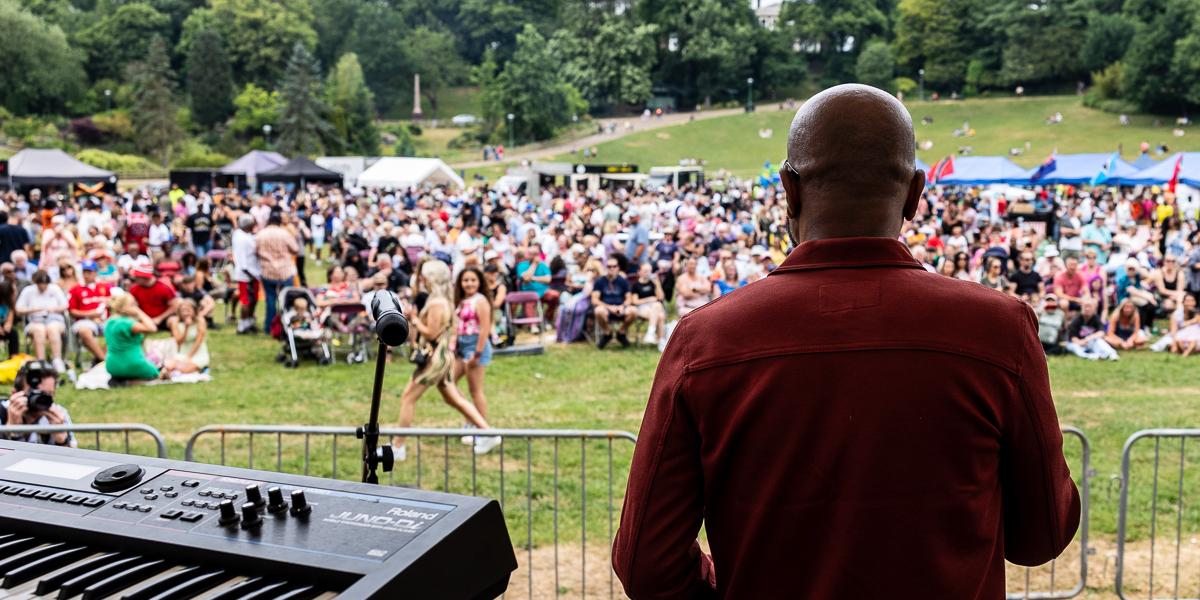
{"left": 359, "top": 340, "right": 395, "bottom": 484}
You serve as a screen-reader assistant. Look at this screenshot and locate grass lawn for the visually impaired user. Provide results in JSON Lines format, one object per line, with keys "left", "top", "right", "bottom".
{"left": 552, "top": 95, "right": 1200, "bottom": 178}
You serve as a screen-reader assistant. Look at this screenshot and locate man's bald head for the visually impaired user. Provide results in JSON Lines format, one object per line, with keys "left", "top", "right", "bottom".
{"left": 781, "top": 84, "right": 924, "bottom": 242}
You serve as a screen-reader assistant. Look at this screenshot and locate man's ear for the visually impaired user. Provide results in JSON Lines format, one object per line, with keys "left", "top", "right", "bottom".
{"left": 903, "top": 170, "right": 925, "bottom": 221}
{"left": 780, "top": 166, "right": 800, "bottom": 221}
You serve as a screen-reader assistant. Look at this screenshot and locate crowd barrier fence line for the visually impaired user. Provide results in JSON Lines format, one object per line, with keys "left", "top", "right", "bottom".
{"left": 1115, "top": 428, "right": 1200, "bottom": 600}
{"left": 0, "top": 423, "right": 168, "bottom": 458}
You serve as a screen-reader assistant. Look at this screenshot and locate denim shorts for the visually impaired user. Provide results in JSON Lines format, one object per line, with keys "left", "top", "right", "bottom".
{"left": 456, "top": 334, "right": 493, "bottom": 366}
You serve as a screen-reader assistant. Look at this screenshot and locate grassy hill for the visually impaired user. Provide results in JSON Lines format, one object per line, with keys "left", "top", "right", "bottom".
{"left": 552, "top": 95, "right": 1197, "bottom": 178}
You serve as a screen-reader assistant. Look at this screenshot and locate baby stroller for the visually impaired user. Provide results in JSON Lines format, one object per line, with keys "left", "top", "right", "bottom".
{"left": 275, "top": 287, "right": 333, "bottom": 368}
{"left": 326, "top": 301, "right": 371, "bottom": 364}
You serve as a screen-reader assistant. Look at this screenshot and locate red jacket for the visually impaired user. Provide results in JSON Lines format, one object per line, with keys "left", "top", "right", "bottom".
{"left": 614, "top": 237, "right": 1079, "bottom": 599}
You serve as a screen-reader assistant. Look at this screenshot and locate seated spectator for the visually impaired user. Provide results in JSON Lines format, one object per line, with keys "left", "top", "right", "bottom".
{"left": 1053, "top": 256, "right": 1089, "bottom": 311}
{"left": 1008, "top": 251, "right": 1044, "bottom": 303}
{"left": 368, "top": 253, "right": 406, "bottom": 292}
{"left": 166, "top": 299, "right": 209, "bottom": 373}
{"left": 175, "top": 274, "right": 215, "bottom": 321}
{"left": 10, "top": 250, "right": 36, "bottom": 283}
{"left": 16, "top": 270, "right": 68, "bottom": 371}
{"left": 1169, "top": 294, "right": 1200, "bottom": 356}
{"left": 675, "top": 256, "right": 712, "bottom": 316}
{"left": 104, "top": 294, "right": 163, "bottom": 381}
{"left": 1066, "top": 299, "right": 1119, "bottom": 361}
{"left": 516, "top": 251, "right": 555, "bottom": 326}
{"left": 555, "top": 261, "right": 597, "bottom": 344}
{"left": 128, "top": 264, "right": 180, "bottom": 332}
{"left": 56, "top": 262, "right": 79, "bottom": 291}
{"left": 1152, "top": 254, "right": 1188, "bottom": 316}
{"left": 1106, "top": 298, "right": 1149, "bottom": 350}
{"left": 1115, "top": 257, "right": 1157, "bottom": 326}
{"left": 288, "top": 297, "right": 326, "bottom": 340}
{"left": 592, "top": 258, "right": 634, "bottom": 349}
{"left": 630, "top": 262, "right": 666, "bottom": 346}
{"left": 979, "top": 256, "right": 1008, "bottom": 291}
{"left": 0, "top": 360, "right": 74, "bottom": 446}
{"left": 68, "top": 260, "right": 114, "bottom": 364}
{"left": 713, "top": 259, "right": 746, "bottom": 297}
{"left": 0, "top": 280, "right": 16, "bottom": 357}
{"left": 1037, "top": 294, "right": 1066, "bottom": 355}
{"left": 91, "top": 249, "right": 120, "bottom": 284}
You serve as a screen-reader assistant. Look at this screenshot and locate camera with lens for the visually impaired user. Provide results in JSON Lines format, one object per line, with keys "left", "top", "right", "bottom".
{"left": 16, "top": 361, "right": 55, "bottom": 413}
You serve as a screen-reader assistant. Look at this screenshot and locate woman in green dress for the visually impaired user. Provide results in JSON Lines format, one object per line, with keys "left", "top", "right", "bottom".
{"left": 104, "top": 293, "right": 162, "bottom": 381}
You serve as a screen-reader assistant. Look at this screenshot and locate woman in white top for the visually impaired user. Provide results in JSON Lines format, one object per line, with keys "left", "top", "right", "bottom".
{"left": 16, "top": 270, "right": 68, "bottom": 370}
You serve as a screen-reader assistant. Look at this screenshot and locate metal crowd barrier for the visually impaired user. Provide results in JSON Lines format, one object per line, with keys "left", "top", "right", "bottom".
{"left": 0, "top": 423, "right": 167, "bottom": 458}
{"left": 1116, "top": 429, "right": 1200, "bottom": 599}
{"left": 1006, "top": 425, "right": 1092, "bottom": 599}
{"left": 185, "top": 425, "right": 638, "bottom": 599}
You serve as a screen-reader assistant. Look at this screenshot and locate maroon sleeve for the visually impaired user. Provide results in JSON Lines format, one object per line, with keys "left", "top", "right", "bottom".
{"left": 613, "top": 320, "right": 716, "bottom": 599}
{"left": 1002, "top": 305, "right": 1081, "bottom": 566}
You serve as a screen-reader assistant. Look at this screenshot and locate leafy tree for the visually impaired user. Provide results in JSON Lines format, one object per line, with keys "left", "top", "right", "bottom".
{"left": 550, "top": 10, "right": 657, "bottom": 110}
{"left": 985, "top": 0, "right": 1090, "bottom": 86}
{"left": 311, "top": 0, "right": 360, "bottom": 69}
{"left": 855, "top": 40, "right": 895, "bottom": 91}
{"left": 186, "top": 29, "right": 234, "bottom": 128}
{"left": 780, "top": 0, "right": 890, "bottom": 83}
{"left": 229, "top": 83, "right": 279, "bottom": 138}
{"left": 76, "top": 3, "right": 171, "bottom": 81}
{"left": 480, "top": 25, "right": 587, "bottom": 142}
{"left": 345, "top": 1, "right": 410, "bottom": 115}
{"left": 895, "top": 0, "right": 983, "bottom": 90}
{"left": 639, "top": 0, "right": 757, "bottom": 107}
{"left": 754, "top": 22, "right": 809, "bottom": 99}
{"left": 456, "top": 0, "right": 562, "bottom": 63}
{"left": 276, "top": 43, "right": 335, "bottom": 156}
{"left": 0, "top": 0, "right": 85, "bottom": 114}
{"left": 1080, "top": 13, "right": 1135, "bottom": 72}
{"left": 325, "top": 53, "right": 379, "bottom": 155}
{"left": 208, "top": 0, "right": 318, "bottom": 86}
{"left": 403, "top": 27, "right": 469, "bottom": 113}
{"left": 127, "top": 36, "right": 181, "bottom": 166}
{"left": 1121, "top": 0, "right": 1197, "bottom": 112}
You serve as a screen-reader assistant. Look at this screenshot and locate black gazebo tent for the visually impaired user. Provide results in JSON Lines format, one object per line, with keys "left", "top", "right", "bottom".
{"left": 258, "top": 156, "right": 342, "bottom": 189}
{"left": 6, "top": 148, "right": 117, "bottom": 193}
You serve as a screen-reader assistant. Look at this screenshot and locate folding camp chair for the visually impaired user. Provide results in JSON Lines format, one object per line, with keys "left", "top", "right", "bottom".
{"left": 503, "top": 291, "right": 545, "bottom": 349}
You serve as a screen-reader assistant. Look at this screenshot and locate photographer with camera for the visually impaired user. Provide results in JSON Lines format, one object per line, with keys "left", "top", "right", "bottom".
{"left": 0, "top": 360, "right": 75, "bottom": 446}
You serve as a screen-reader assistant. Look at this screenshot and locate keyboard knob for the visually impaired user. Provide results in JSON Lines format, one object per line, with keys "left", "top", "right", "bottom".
{"left": 245, "top": 484, "right": 265, "bottom": 507}
{"left": 266, "top": 487, "right": 289, "bottom": 514}
{"left": 290, "top": 489, "right": 311, "bottom": 517}
{"left": 217, "top": 500, "right": 239, "bottom": 526}
{"left": 240, "top": 502, "right": 263, "bottom": 529}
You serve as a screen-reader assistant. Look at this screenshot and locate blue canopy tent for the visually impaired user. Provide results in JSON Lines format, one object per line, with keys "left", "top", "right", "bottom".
{"left": 1029, "top": 153, "right": 1138, "bottom": 185}
{"left": 915, "top": 158, "right": 930, "bottom": 172}
{"left": 936, "top": 156, "right": 1034, "bottom": 185}
{"left": 1121, "top": 153, "right": 1200, "bottom": 187}
{"left": 1130, "top": 153, "right": 1161, "bottom": 170}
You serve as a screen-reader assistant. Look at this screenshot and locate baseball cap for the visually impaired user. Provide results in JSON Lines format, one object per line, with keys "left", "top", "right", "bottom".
{"left": 1044, "top": 245, "right": 1060, "bottom": 258}
{"left": 1044, "top": 293, "right": 1059, "bottom": 306}
{"left": 130, "top": 265, "right": 154, "bottom": 279}
{"left": 81, "top": 260, "right": 98, "bottom": 272}
{"left": 484, "top": 250, "right": 499, "bottom": 261}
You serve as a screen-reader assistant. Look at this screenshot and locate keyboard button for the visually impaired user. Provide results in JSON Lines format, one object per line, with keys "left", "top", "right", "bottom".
{"left": 66, "top": 496, "right": 86, "bottom": 505}
{"left": 82, "top": 498, "right": 104, "bottom": 507}
{"left": 50, "top": 493, "right": 70, "bottom": 502}
{"left": 18, "top": 489, "right": 37, "bottom": 497}
{"left": 144, "top": 494, "right": 159, "bottom": 501}
{"left": 180, "top": 499, "right": 194, "bottom": 507}
{"left": 164, "top": 491, "right": 178, "bottom": 498}
{"left": 2, "top": 487, "right": 20, "bottom": 495}
{"left": 138, "top": 505, "right": 151, "bottom": 512}
{"left": 139, "top": 488, "right": 153, "bottom": 494}
{"left": 112, "top": 502, "right": 127, "bottom": 509}
{"left": 34, "top": 491, "right": 53, "bottom": 500}
{"left": 180, "top": 512, "right": 203, "bottom": 522}
{"left": 181, "top": 479, "right": 200, "bottom": 487}
{"left": 160, "top": 510, "right": 182, "bottom": 520}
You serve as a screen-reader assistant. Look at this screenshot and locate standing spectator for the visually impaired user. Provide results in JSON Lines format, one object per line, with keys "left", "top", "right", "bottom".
{"left": 40, "top": 216, "right": 78, "bottom": 269}
{"left": 0, "top": 212, "right": 31, "bottom": 264}
{"left": 592, "top": 258, "right": 634, "bottom": 348}
{"left": 16, "top": 270, "right": 69, "bottom": 371}
{"left": 256, "top": 212, "right": 299, "bottom": 333}
{"left": 1037, "top": 294, "right": 1066, "bottom": 355}
{"left": 0, "top": 280, "right": 17, "bottom": 358}
{"left": 67, "top": 260, "right": 112, "bottom": 364}
{"left": 1081, "top": 214, "right": 1113, "bottom": 263}
{"left": 128, "top": 265, "right": 179, "bottom": 332}
{"left": 624, "top": 211, "right": 650, "bottom": 269}
{"left": 1066, "top": 299, "right": 1119, "bottom": 360}
{"left": 232, "top": 215, "right": 261, "bottom": 334}
{"left": 452, "top": 267, "right": 495, "bottom": 446}
{"left": 186, "top": 205, "right": 214, "bottom": 258}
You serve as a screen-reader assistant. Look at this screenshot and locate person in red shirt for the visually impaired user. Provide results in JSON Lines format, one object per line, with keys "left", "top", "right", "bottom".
{"left": 127, "top": 264, "right": 178, "bottom": 332}
{"left": 67, "top": 260, "right": 113, "bottom": 362}
{"left": 1052, "top": 255, "right": 1090, "bottom": 312}
{"left": 613, "top": 85, "right": 1079, "bottom": 599}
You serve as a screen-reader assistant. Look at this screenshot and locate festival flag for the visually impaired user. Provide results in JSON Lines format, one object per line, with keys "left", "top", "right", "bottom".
{"left": 1090, "top": 151, "right": 1121, "bottom": 186}
{"left": 928, "top": 156, "right": 954, "bottom": 184}
{"left": 1168, "top": 154, "right": 1184, "bottom": 193}
{"left": 927, "top": 158, "right": 942, "bottom": 183}
{"left": 1031, "top": 153, "right": 1057, "bottom": 181}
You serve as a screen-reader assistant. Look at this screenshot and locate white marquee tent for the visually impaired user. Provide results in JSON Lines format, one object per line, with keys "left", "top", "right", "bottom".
{"left": 355, "top": 157, "right": 465, "bottom": 189}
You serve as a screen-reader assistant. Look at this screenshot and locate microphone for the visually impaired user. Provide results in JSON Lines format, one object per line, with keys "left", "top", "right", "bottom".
{"left": 370, "top": 291, "right": 410, "bottom": 347}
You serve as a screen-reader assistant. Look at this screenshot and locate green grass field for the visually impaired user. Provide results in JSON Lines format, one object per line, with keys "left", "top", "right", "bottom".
{"left": 553, "top": 95, "right": 1198, "bottom": 178}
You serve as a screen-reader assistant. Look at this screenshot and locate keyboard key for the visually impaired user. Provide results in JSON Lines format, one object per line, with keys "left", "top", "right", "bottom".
{"left": 180, "top": 512, "right": 203, "bottom": 522}
{"left": 2, "top": 487, "right": 21, "bottom": 495}
{"left": 17, "top": 489, "right": 37, "bottom": 497}
{"left": 1, "top": 545, "right": 89, "bottom": 587}
{"left": 50, "top": 493, "right": 70, "bottom": 502}
{"left": 66, "top": 496, "right": 86, "bottom": 505}
{"left": 160, "top": 510, "right": 182, "bottom": 520}
{"left": 34, "top": 491, "right": 53, "bottom": 500}
{"left": 34, "top": 551, "right": 123, "bottom": 595}
{"left": 80, "top": 558, "right": 168, "bottom": 599}
{"left": 180, "top": 499, "right": 193, "bottom": 507}
{"left": 82, "top": 498, "right": 105, "bottom": 507}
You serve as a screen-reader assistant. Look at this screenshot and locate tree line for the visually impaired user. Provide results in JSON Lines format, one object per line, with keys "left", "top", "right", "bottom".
{"left": 0, "top": 0, "right": 1194, "bottom": 163}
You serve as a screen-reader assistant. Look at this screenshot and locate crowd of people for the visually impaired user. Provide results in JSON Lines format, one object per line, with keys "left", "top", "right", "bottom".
{"left": 0, "top": 169, "right": 1197, "bottom": 446}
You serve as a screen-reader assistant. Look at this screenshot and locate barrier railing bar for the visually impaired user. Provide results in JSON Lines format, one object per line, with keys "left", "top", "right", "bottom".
{"left": 0, "top": 424, "right": 167, "bottom": 458}
{"left": 1175, "top": 437, "right": 1186, "bottom": 599}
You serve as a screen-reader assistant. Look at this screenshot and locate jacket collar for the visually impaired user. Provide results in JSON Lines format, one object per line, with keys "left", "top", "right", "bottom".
{"left": 769, "top": 237, "right": 924, "bottom": 274}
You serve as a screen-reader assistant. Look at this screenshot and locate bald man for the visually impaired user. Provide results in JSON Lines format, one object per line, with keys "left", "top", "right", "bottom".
{"left": 613, "top": 85, "right": 1079, "bottom": 599}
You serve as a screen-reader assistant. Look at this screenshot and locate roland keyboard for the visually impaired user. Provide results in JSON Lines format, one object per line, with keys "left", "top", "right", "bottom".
{"left": 0, "top": 440, "right": 516, "bottom": 599}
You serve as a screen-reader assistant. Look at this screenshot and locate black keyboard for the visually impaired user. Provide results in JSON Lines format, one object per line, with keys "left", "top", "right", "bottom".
{"left": 0, "top": 440, "right": 516, "bottom": 599}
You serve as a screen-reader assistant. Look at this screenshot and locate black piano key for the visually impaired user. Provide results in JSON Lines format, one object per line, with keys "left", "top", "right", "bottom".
{"left": 81, "top": 559, "right": 168, "bottom": 600}
{"left": 0, "top": 536, "right": 38, "bottom": 555}
{"left": 270, "top": 585, "right": 320, "bottom": 600}
{"left": 228, "top": 581, "right": 289, "bottom": 600}
{"left": 0, "top": 542, "right": 66, "bottom": 576}
{"left": 57, "top": 556, "right": 148, "bottom": 600}
{"left": 120, "top": 566, "right": 205, "bottom": 600}
{"left": 203, "top": 576, "right": 270, "bottom": 600}
{"left": 3, "top": 546, "right": 89, "bottom": 588}
{"left": 139, "top": 570, "right": 229, "bottom": 600}
{"left": 35, "top": 552, "right": 124, "bottom": 596}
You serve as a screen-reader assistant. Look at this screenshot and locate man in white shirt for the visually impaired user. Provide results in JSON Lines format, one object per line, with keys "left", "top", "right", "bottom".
{"left": 231, "top": 216, "right": 262, "bottom": 333}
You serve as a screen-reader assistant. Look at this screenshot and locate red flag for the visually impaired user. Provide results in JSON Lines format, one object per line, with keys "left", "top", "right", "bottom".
{"left": 935, "top": 156, "right": 955, "bottom": 182}
{"left": 927, "top": 158, "right": 942, "bottom": 183}
{"left": 1168, "top": 154, "right": 1183, "bottom": 193}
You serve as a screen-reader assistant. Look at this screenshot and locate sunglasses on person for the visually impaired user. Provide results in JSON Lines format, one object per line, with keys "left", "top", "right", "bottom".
{"left": 606, "top": 264, "right": 619, "bottom": 270}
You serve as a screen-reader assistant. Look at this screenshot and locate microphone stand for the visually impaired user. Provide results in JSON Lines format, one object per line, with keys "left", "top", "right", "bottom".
{"left": 358, "top": 340, "right": 394, "bottom": 484}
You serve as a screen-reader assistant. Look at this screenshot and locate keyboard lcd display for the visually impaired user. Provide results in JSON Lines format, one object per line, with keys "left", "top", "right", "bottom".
{"left": 6, "top": 458, "right": 101, "bottom": 480}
